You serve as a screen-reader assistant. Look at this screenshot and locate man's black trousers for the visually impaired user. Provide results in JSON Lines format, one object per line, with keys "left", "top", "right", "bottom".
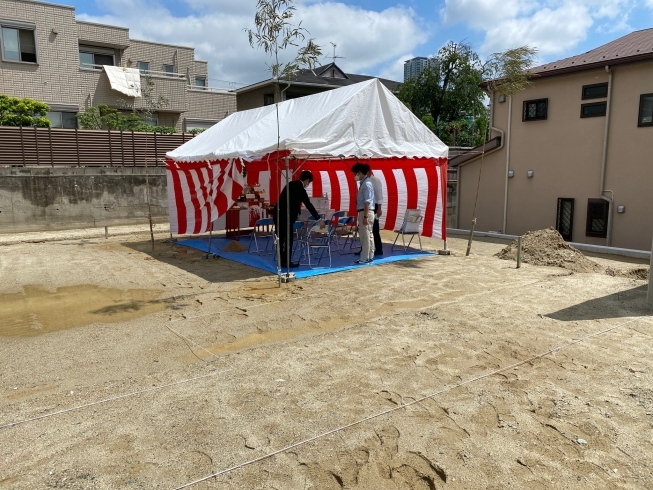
{"left": 373, "top": 205, "right": 383, "bottom": 254}
{"left": 274, "top": 215, "right": 294, "bottom": 266}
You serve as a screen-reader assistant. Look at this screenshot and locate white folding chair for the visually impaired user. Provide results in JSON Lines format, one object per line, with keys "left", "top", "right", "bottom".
{"left": 391, "top": 209, "right": 423, "bottom": 252}
{"left": 300, "top": 222, "right": 333, "bottom": 268}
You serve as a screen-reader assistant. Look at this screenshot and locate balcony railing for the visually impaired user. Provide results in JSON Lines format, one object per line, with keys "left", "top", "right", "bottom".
{"left": 187, "top": 85, "right": 233, "bottom": 93}
{"left": 79, "top": 63, "right": 186, "bottom": 80}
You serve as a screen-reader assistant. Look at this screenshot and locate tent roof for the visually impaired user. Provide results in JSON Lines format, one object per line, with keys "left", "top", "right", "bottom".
{"left": 167, "top": 79, "right": 448, "bottom": 163}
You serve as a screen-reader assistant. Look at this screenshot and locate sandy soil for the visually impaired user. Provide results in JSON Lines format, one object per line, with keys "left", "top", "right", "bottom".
{"left": 0, "top": 226, "right": 651, "bottom": 489}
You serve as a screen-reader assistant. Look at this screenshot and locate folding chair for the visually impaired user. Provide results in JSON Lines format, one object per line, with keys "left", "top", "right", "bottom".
{"left": 332, "top": 216, "right": 356, "bottom": 254}
{"left": 291, "top": 220, "right": 306, "bottom": 260}
{"left": 391, "top": 209, "right": 423, "bottom": 252}
{"left": 248, "top": 217, "right": 275, "bottom": 255}
{"left": 300, "top": 221, "right": 334, "bottom": 268}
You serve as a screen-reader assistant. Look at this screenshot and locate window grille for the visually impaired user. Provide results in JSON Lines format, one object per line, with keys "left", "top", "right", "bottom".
{"left": 523, "top": 98, "right": 548, "bottom": 121}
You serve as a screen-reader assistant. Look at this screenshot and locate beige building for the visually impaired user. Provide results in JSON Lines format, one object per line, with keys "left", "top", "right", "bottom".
{"left": 453, "top": 29, "right": 653, "bottom": 251}
{"left": 0, "top": 0, "right": 236, "bottom": 132}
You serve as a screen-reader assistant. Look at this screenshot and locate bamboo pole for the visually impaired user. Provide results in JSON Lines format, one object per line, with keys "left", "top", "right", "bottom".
{"left": 145, "top": 132, "right": 155, "bottom": 252}
{"left": 646, "top": 238, "right": 653, "bottom": 310}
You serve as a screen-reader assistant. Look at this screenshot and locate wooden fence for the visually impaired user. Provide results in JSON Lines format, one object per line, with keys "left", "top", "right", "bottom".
{"left": 0, "top": 126, "right": 195, "bottom": 167}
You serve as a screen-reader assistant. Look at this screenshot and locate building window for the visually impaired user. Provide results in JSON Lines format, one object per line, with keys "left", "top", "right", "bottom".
{"left": 79, "top": 48, "right": 114, "bottom": 69}
{"left": 582, "top": 83, "right": 608, "bottom": 100}
{"left": 263, "top": 94, "right": 275, "bottom": 106}
{"left": 1, "top": 25, "right": 37, "bottom": 63}
{"left": 46, "top": 111, "right": 78, "bottom": 129}
{"left": 163, "top": 64, "right": 174, "bottom": 76}
{"left": 586, "top": 198, "right": 608, "bottom": 238}
{"left": 138, "top": 61, "right": 150, "bottom": 74}
{"left": 581, "top": 102, "right": 607, "bottom": 118}
{"left": 194, "top": 76, "right": 206, "bottom": 88}
{"left": 638, "top": 93, "right": 653, "bottom": 127}
{"left": 556, "top": 198, "right": 574, "bottom": 241}
{"left": 523, "top": 98, "right": 548, "bottom": 121}
{"left": 185, "top": 120, "right": 216, "bottom": 132}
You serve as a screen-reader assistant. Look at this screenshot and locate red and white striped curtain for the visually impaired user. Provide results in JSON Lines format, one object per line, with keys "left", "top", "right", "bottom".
{"left": 166, "top": 158, "right": 244, "bottom": 235}
{"left": 246, "top": 156, "right": 447, "bottom": 240}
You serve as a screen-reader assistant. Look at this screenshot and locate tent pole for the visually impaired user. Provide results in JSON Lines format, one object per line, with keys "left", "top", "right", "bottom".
{"left": 276, "top": 162, "right": 282, "bottom": 287}
{"left": 206, "top": 221, "right": 213, "bottom": 259}
{"left": 285, "top": 155, "right": 291, "bottom": 282}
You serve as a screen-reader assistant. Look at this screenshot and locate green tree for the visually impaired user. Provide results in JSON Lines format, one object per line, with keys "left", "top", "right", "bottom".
{"left": 0, "top": 94, "right": 51, "bottom": 127}
{"left": 482, "top": 46, "right": 538, "bottom": 97}
{"left": 398, "top": 42, "right": 485, "bottom": 129}
{"left": 77, "top": 104, "right": 176, "bottom": 133}
{"left": 398, "top": 43, "right": 536, "bottom": 147}
{"left": 245, "top": 0, "right": 322, "bottom": 103}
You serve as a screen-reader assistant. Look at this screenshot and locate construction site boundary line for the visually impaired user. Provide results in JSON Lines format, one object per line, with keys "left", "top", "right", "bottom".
{"left": 174, "top": 315, "right": 650, "bottom": 489}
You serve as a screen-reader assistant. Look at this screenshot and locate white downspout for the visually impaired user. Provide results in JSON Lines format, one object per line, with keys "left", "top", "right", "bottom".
{"left": 501, "top": 95, "right": 512, "bottom": 234}
{"left": 600, "top": 66, "right": 613, "bottom": 247}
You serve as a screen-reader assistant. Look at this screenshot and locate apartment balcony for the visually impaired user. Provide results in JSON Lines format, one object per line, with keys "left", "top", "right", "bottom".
{"left": 78, "top": 65, "right": 188, "bottom": 113}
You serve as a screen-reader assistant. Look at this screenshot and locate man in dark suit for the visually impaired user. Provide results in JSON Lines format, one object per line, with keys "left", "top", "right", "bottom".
{"left": 274, "top": 170, "right": 325, "bottom": 268}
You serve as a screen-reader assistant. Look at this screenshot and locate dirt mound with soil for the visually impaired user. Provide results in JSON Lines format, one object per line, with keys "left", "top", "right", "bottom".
{"left": 497, "top": 228, "right": 650, "bottom": 279}
{"left": 606, "top": 266, "right": 650, "bottom": 280}
{"left": 496, "top": 228, "right": 604, "bottom": 273}
{"left": 222, "top": 240, "right": 248, "bottom": 253}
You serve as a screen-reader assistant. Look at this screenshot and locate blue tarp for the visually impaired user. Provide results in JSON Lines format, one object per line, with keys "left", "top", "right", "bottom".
{"left": 177, "top": 236, "right": 434, "bottom": 279}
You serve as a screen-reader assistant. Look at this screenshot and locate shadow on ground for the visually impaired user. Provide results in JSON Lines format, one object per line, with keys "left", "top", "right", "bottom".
{"left": 121, "top": 238, "right": 270, "bottom": 284}
{"left": 547, "top": 285, "right": 650, "bottom": 322}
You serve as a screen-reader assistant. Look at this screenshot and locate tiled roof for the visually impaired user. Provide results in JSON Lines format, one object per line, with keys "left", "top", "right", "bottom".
{"left": 448, "top": 137, "right": 502, "bottom": 167}
{"left": 236, "top": 63, "right": 400, "bottom": 93}
{"left": 531, "top": 28, "right": 653, "bottom": 77}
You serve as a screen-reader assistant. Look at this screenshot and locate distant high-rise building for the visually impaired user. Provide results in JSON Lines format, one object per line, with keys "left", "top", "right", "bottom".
{"left": 403, "top": 57, "right": 430, "bottom": 81}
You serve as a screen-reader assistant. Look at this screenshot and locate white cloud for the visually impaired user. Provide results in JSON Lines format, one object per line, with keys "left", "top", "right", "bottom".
{"left": 78, "top": 1, "right": 426, "bottom": 87}
{"left": 482, "top": 4, "right": 593, "bottom": 55}
{"left": 377, "top": 53, "right": 413, "bottom": 82}
{"left": 441, "top": 0, "right": 539, "bottom": 31}
{"left": 441, "top": 0, "right": 638, "bottom": 58}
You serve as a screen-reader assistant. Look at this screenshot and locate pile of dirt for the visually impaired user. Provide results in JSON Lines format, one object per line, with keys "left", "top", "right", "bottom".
{"left": 497, "top": 228, "right": 650, "bottom": 279}
{"left": 606, "top": 267, "right": 650, "bottom": 280}
{"left": 222, "top": 240, "right": 248, "bottom": 253}
{"left": 496, "top": 228, "right": 604, "bottom": 273}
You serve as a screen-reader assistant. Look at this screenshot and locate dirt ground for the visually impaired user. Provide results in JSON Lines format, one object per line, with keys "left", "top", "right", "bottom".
{"left": 1, "top": 225, "right": 652, "bottom": 489}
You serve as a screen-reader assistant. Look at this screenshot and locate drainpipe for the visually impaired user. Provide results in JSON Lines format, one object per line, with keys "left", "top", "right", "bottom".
{"left": 600, "top": 66, "right": 613, "bottom": 246}
{"left": 501, "top": 95, "right": 512, "bottom": 234}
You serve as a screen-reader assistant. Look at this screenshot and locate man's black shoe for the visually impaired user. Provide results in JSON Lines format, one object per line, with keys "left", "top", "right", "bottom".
{"left": 374, "top": 251, "right": 384, "bottom": 256}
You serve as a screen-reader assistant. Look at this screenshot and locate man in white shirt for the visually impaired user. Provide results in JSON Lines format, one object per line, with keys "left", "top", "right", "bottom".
{"left": 369, "top": 169, "right": 384, "bottom": 256}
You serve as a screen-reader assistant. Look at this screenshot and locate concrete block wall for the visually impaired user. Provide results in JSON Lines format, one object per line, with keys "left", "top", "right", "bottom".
{"left": 125, "top": 40, "right": 194, "bottom": 77}
{"left": 76, "top": 20, "right": 129, "bottom": 48}
{"left": 0, "top": 167, "right": 169, "bottom": 233}
{"left": 193, "top": 60, "right": 208, "bottom": 78}
{"left": 186, "top": 90, "right": 237, "bottom": 122}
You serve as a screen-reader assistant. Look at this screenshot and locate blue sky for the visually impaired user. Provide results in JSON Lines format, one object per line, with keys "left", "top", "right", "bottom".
{"left": 63, "top": 0, "right": 653, "bottom": 87}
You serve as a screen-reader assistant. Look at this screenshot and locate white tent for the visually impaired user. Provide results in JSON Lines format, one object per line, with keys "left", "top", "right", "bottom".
{"left": 167, "top": 78, "right": 448, "bottom": 162}
{"left": 165, "top": 79, "right": 449, "bottom": 239}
